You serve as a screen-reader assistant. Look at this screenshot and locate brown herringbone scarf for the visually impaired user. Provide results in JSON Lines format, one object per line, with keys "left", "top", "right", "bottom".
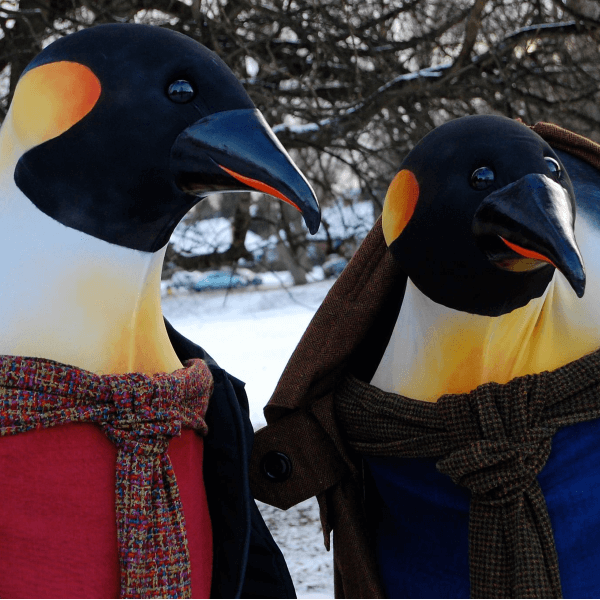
{"left": 335, "top": 348, "right": 600, "bottom": 599}
{"left": 0, "top": 355, "right": 213, "bottom": 599}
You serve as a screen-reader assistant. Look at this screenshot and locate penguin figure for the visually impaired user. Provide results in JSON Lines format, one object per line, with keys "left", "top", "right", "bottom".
{"left": 0, "top": 24, "right": 319, "bottom": 598}
{"left": 249, "top": 117, "right": 600, "bottom": 598}
{"left": 363, "top": 115, "right": 600, "bottom": 598}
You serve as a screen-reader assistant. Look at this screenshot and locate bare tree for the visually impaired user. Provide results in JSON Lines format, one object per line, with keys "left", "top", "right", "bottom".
{"left": 1, "top": 0, "right": 600, "bottom": 281}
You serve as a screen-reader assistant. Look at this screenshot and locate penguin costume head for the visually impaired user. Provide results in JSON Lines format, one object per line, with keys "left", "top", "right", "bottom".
{"left": 5, "top": 23, "right": 319, "bottom": 251}
{"left": 382, "top": 115, "right": 584, "bottom": 317}
{"left": 0, "top": 24, "right": 320, "bottom": 375}
{"left": 373, "top": 115, "right": 600, "bottom": 401}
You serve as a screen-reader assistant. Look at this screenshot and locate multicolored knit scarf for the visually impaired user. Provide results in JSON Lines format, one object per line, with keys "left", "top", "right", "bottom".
{"left": 0, "top": 355, "right": 213, "bottom": 599}
{"left": 335, "top": 348, "right": 600, "bottom": 599}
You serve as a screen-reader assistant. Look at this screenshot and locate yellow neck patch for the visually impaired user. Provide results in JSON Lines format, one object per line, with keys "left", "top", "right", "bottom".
{"left": 10, "top": 61, "right": 101, "bottom": 151}
{"left": 371, "top": 275, "right": 600, "bottom": 402}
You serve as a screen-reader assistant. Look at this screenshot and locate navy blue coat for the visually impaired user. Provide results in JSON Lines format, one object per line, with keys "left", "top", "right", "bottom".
{"left": 165, "top": 319, "right": 295, "bottom": 599}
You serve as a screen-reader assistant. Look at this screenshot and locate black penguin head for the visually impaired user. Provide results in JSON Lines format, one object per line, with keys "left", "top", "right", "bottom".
{"left": 383, "top": 115, "right": 585, "bottom": 316}
{"left": 8, "top": 24, "right": 320, "bottom": 251}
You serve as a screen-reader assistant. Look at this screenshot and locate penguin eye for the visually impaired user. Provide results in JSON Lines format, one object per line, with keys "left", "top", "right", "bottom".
{"left": 167, "top": 80, "right": 195, "bottom": 103}
{"left": 545, "top": 156, "right": 562, "bottom": 180}
{"left": 470, "top": 166, "right": 495, "bottom": 190}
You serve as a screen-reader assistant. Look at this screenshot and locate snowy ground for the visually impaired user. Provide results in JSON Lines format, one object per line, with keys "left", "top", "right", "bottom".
{"left": 257, "top": 498, "right": 334, "bottom": 599}
{"left": 162, "top": 277, "right": 334, "bottom": 429}
{"left": 162, "top": 279, "right": 336, "bottom": 599}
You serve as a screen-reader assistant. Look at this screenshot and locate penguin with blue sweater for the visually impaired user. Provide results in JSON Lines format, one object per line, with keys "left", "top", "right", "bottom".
{"left": 0, "top": 23, "right": 319, "bottom": 598}
{"left": 251, "top": 116, "right": 600, "bottom": 598}
{"left": 364, "top": 115, "right": 600, "bottom": 598}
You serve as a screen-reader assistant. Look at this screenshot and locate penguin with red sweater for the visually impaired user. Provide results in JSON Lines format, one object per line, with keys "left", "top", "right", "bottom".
{"left": 0, "top": 23, "right": 319, "bottom": 598}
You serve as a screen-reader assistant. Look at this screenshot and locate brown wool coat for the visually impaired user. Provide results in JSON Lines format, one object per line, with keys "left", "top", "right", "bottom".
{"left": 248, "top": 122, "right": 600, "bottom": 599}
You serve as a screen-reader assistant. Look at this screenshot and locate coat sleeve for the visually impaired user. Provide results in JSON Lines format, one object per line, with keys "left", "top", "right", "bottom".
{"left": 249, "top": 219, "right": 406, "bottom": 514}
{"left": 250, "top": 406, "right": 350, "bottom": 510}
{"left": 250, "top": 390, "right": 388, "bottom": 599}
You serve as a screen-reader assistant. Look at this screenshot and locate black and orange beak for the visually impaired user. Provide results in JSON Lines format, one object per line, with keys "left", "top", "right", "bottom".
{"left": 472, "top": 173, "right": 585, "bottom": 297}
{"left": 170, "top": 108, "right": 320, "bottom": 234}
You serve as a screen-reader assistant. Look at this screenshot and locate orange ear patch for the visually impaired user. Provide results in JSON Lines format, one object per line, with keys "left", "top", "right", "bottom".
{"left": 382, "top": 169, "right": 419, "bottom": 246}
{"left": 11, "top": 61, "right": 101, "bottom": 150}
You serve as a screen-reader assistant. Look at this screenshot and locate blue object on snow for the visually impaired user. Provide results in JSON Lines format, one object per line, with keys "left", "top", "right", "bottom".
{"left": 322, "top": 256, "right": 348, "bottom": 278}
{"left": 193, "top": 271, "right": 251, "bottom": 291}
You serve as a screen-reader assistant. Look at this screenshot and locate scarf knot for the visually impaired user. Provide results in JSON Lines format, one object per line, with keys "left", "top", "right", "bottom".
{"left": 104, "top": 375, "right": 185, "bottom": 455}
{"left": 436, "top": 377, "right": 553, "bottom": 505}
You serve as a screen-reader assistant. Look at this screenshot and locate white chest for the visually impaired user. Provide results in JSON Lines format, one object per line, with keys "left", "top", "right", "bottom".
{"left": 0, "top": 173, "right": 182, "bottom": 375}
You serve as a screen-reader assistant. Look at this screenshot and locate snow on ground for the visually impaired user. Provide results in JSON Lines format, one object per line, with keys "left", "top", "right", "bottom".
{"left": 162, "top": 279, "right": 336, "bottom": 598}
{"left": 258, "top": 498, "right": 335, "bottom": 599}
{"left": 162, "top": 278, "right": 334, "bottom": 428}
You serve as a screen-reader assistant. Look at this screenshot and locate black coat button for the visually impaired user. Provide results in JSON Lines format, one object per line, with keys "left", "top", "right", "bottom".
{"left": 261, "top": 451, "right": 293, "bottom": 482}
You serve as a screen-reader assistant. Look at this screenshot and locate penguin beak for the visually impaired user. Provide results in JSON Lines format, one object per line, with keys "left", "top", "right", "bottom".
{"left": 170, "top": 108, "right": 320, "bottom": 234}
{"left": 472, "top": 173, "right": 586, "bottom": 297}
